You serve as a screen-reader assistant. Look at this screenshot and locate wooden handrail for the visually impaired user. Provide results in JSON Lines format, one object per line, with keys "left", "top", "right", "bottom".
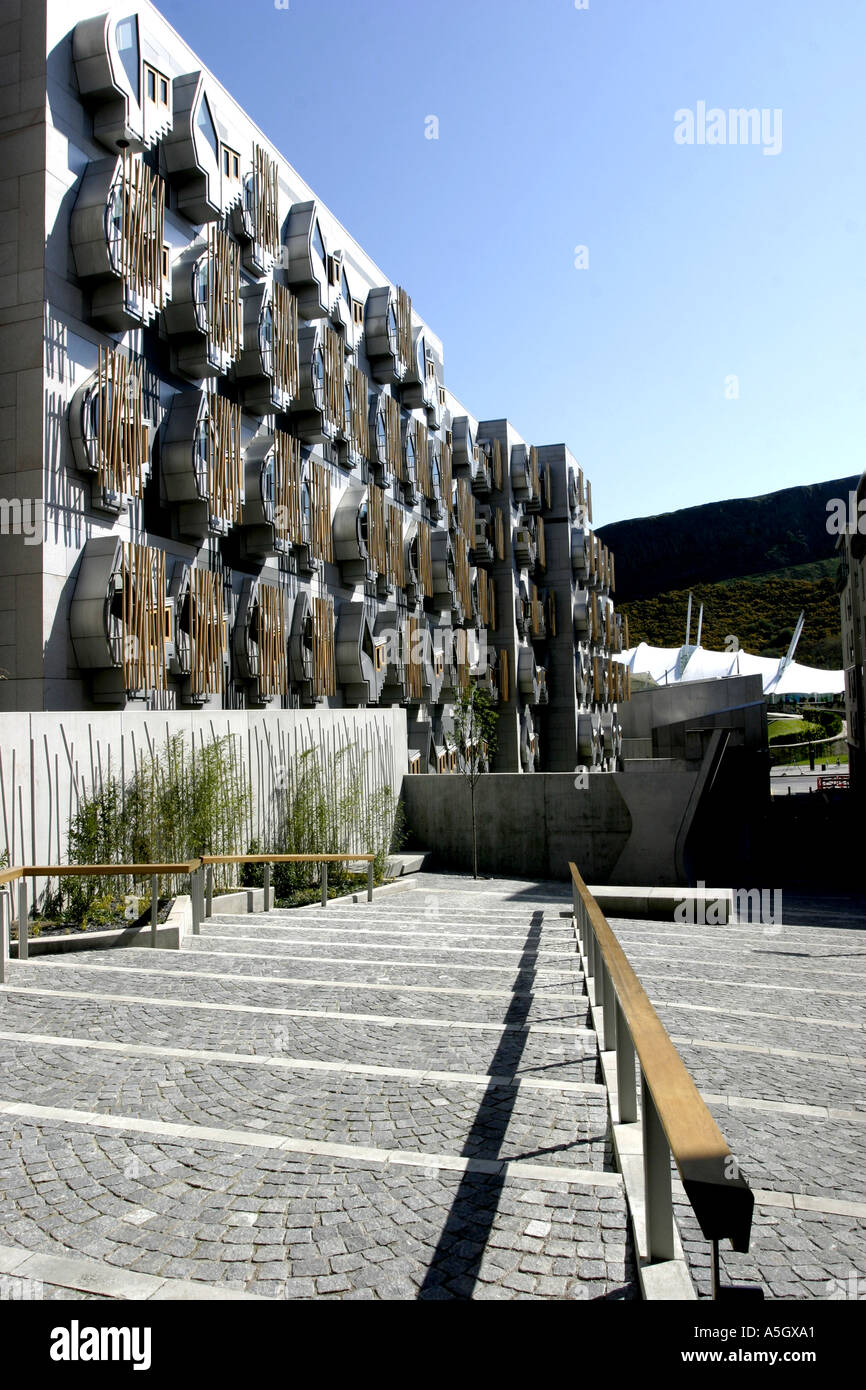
{"left": 569, "top": 862, "right": 753, "bottom": 1257}
{"left": 0, "top": 867, "right": 23, "bottom": 886}
{"left": 199, "top": 854, "right": 374, "bottom": 864}
{"left": 19, "top": 861, "right": 201, "bottom": 877}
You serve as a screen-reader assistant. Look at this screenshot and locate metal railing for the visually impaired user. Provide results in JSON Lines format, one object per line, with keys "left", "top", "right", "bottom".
{"left": 0, "top": 853, "right": 377, "bottom": 980}
{"left": 569, "top": 862, "right": 754, "bottom": 1298}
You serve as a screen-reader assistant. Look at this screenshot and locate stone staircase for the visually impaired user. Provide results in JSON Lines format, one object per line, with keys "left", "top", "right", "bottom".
{"left": 0, "top": 874, "right": 638, "bottom": 1300}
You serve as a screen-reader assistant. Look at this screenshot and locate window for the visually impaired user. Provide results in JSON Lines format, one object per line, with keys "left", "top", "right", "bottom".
{"left": 115, "top": 15, "right": 140, "bottom": 102}
{"left": 311, "top": 347, "right": 324, "bottom": 402}
{"left": 161, "top": 244, "right": 170, "bottom": 280}
{"left": 195, "top": 94, "right": 219, "bottom": 161}
{"left": 259, "top": 302, "right": 274, "bottom": 375}
{"left": 353, "top": 300, "right": 364, "bottom": 327}
{"left": 376, "top": 409, "right": 387, "bottom": 461}
{"left": 312, "top": 221, "right": 326, "bottom": 267}
{"left": 386, "top": 303, "right": 398, "bottom": 354}
{"left": 144, "top": 63, "right": 170, "bottom": 108}
{"left": 222, "top": 145, "right": 241, "bottom": 182}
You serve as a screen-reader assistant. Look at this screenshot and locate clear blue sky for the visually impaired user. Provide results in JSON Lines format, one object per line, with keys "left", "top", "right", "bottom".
{"left": 156, "top": 0, "right": 866, "bottom": 527}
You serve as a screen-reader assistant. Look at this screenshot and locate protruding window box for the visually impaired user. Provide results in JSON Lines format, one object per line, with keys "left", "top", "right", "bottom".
{"left": 401, "top": 330, "right": 438, "bottom": 412}
{"left": 520, "top": 706, "right": 539, "bottom": 772}
{"left": 292, "top": 324, "right": 346, "bottom": 444}
{"left": 164, "top": 229, "right": 243, "bottom": 380}
{"left": 510, "top": 443, "right": 533, "bottom": 501}
{"left": 367, "top": 390, "right": 402, "bottom": 485}
{"left": 283, "top": 201, "right": 330, "bottom": 319}
{"left": 573, "top": 588, "right": 591, "bottom": 637}
{"left": 518, "top": 646, "right": 545, "bottom": 705}
{"left": 524, "top": 447, "right": 543, "bottom": 514}
{"left": 70, "top": 536, "right": 173, "bottom": 704}
{"left": 233, "top": 577, "right": 289, "bottom": 707}
{"left": 71, "top": 153, "right": 168, "bottom": 332}
{"left": 475, "top": 655, "right": 500, "bottom": 705}
{"left": 471, "top": 443, "right": 493, "bottom": 500}
{"left": 571, "top": 527, "right": 591, "bottom": 578}
{"left": 235, "top": 279, "right": 299, "bottom": 416}
{"left": 162, "top": 389, "right": 243, "bottom": 540}
{"left": 375, "top": 611, "right": 408, "bottom": 704}
{"left": 365, "top": 285, "right": 412, "bottom": 385}
{"left": 425, "top": 440, "right": 444, "bottom": 522}
{"left": 430, "top": 528, "right": 457, "bottom": 612}
{"left": 69, "top": 346, "right": 152, "bottom": 515}
{"left": 289, "top": 591, "right": 314, "bottom": 702}
{"left": 513, "top": 523, "right": 536, "bottom": 570}
{"left": 72, "top": 12, "right": 165, "bottom": 153}
{"left": 237, "top": 426, "right": 303, "bottom": 563}
{"left": 600, "top": 711, "right": 621, "bottom": 761}
{"left": 342, "top": 364, "right": 371, "bottom": 471}
{"left": 231, "top": 144, "right": 281, "bottom": 277}
{"left": 577, "top": 711, "right": 602, "bottom": 764}
{"left": 450, "top": 416, "right": 475, "bottom": 476}
{"left": 161, "top": 73, "right": 222, "bottom": 223}
{"left": 333, "top": 484, "right": 374, "bottom": 585}
{"left": 169, "top": 562, "right": 228, "bottom": 707}
{"left": 470, "top": 512, "right": 494, "bottom": 567}
{"left": 335, "top": 602, "right": 386, "bottom": 706}
{"left": 407, "top": 718, "right": 434, "bottom": 771}
{"left": 404, "top": 522, "right": 432, "bottom": 606}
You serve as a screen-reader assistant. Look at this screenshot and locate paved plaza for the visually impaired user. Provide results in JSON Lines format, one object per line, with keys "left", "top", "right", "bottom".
{"left": 0, "top": 876, "right": 636, "bottom": 1301}
{"left": 1, "top": 872, "right": 863, "bottom": 1300}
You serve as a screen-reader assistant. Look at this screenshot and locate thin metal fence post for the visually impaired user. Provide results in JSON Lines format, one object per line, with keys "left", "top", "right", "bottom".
{"left": 321, "top": 860, "right": 328, "bottom": 908}
{"left": 263, "top": 862, "right": 271, "bottom": 913}
{"left": 367, "top": 859, "right": 374, "bottom": 903}
{"left": 18, "top": 878, "right": 27, "bottom": 961}
{"left": 205, "top": 865, "right": 213, "bottom": 919}
{"left": 0, "top": 892, "right": 7, "bottom": 984}
{"left": 642, "top": 1074, "right": 675, "bottom": 1262}
{"left": 191, "top": 867, "right": 201, "bottom": 936}
{"left": 150, "top": 874, "right": 158, "bottom": 949}
{"left": 602, "top": 962, "right": 617, "bottom": 1051}
{"left": 615, "top": 1001, "right": 637, "bottom": 1124}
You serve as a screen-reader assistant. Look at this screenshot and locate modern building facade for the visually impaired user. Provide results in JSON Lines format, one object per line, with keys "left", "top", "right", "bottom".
{"left": 837, "top": 470, "right": 866, "bottom": 794}
{"left": 0, "top": 0, "right": 628, "bottom": 775}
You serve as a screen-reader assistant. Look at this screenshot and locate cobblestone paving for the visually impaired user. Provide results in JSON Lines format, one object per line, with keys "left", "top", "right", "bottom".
{"left": 0, "top": 874, "right": 636, "bottom": 1300}
{"left": 609, "top": 910, "right": 866, "bottom": 1300}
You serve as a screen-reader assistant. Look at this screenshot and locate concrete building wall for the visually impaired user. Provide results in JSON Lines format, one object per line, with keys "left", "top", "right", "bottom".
{"left": 0, "top": 704, "right": 407, "bottom": 871}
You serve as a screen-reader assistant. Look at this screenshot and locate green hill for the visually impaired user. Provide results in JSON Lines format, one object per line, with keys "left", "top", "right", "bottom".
{"left": 596, "top": 479, "right": 854, "bottom": 672}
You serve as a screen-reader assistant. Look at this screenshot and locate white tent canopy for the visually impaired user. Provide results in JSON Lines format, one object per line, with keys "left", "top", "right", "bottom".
{"left": 615, "top": 642, "right": 844, "bottom": 697}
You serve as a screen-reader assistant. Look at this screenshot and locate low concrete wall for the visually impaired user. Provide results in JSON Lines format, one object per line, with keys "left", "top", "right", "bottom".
{"left": 402, "top": 768, "right": 699, "bottom": 885}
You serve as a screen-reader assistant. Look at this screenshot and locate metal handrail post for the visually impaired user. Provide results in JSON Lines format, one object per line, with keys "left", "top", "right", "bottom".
{"left": 615, "top": 1000, "right": 637, "bottom": 1124}
{"left": 0, "top": 893, "right": 7, "bottom": 984}
{"left": 367, "top": 859, "right": 374, "bottom": 903}
{"left": 150, "top": 874, "right": 158, "bottom": 949}
{"left": 263, "top": 862, "right": 271, "bottom": 913}
{"left": 321, "top": 861, "right": 328, "bottom": 908}
{"left": 191, "top": 867, "right": 201, "bottom": 936}
{"left": 602, "top": 960, "right": 617, "bottom": 1051}
{"left": 205, "top": 865, "right": 213, "bottom": 919}
{"left": 642, "top": 1074, "right": 675, "bottom": 1262}
{"left": 17, "top": 878, "right": 27, "bottom": 961}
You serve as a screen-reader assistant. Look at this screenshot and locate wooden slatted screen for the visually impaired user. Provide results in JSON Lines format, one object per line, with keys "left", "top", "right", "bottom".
{"left": 367, "top": 483, "right": 387, "bottom": 577}
{"left": 416, "top": 520, "right": 432, "bottom": 598}
{"left": 395, "top": 286, "right": 412, "bottom": 372}
{"left": 488, "top": 575, "right": 496, "bottom": 630}
{"left": 492, "top": 438, "right": 503, "bottom": 491}
{"left": 121, "top": 541, "right": 168, "bottom": 694}
{"left": 271, "top": 281, "right": 299, "bottom": 400}
{"left": 440, "top": 435, "right": 453, "bottom": 518}
{"left": 405, "top": 616, "right": 424, "bottom": 699}
{"left": 346, "top": 363, "right": 370, "bottom": 459}
{"left": 456, "top": 478, "right": 474, "bottom": 546}
{"left": 477, "top": 570, "right": 490, "bottom": 625}
{"left": 273, "top": 430, "right": 303, "bottom": 547}
{"left": 536, "top": 516, "right": 546, "bottom": 570}
{"left": 252, "top": 143, "right": 280, "bottom": 259}
{"left": 206, "top": 390, "right": 243, "bottom": 528}
{"left": 308, "top": 460, "right": 333, "bottom": 561}
{"left": 578, "top": 467, "right": 585, "bottom": 508}
{"left": 623, "top": 614, "right": 629, "bottom": 650}
{"left": 321, "top": 324, "right": 346, "bottom": 435}
{"left": 118, "top": 150, "right": 166, "bottom": 311}
{"left": 383, "top": 393, "right": 403, "bottom": 479}
{"left": 94, "top": 345, "right": 148, "bottom": 498}
{"left": 494, "top": 507, "right": 505, "bottom": 561}
{"left": 609, "top": 551, "right": 616, "bottom": 593}
{"left": 257, "top": 582, "right": 288, "bottom": 697}
{"left": 206, "top": 224, "right": 242, "bottom": 360}
{"left": 386, "top": 503, "right": 405, "bottom": 587}
{"left": 530, "top": 582, "right": 543, "bottom": 637}
{"left": 414, "top": 419, "right": 431, "bottom": 498}
{"left": 189, "top": 566, "right": 226, "bottom": 697}
{"left": 454, "top": 535, "right": 472, "bottom": 617}
{"left": 529, "top": 446, "right": 540, "bottom": 501}
{"left": 312, "top": 595, "right": 336, "bottom": 696}
{"left": 587, "top": 478, "right": 593, "bottom": 524}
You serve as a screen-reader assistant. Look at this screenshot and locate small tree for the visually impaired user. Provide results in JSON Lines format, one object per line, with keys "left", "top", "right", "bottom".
{"left": 452, "top": 685, "right": 499, "bottom": 879}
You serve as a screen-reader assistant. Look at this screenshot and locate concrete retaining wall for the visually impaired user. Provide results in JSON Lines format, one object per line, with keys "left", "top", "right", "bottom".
{"left": 402, "top": 767, "right": 699, "bottom": 885}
